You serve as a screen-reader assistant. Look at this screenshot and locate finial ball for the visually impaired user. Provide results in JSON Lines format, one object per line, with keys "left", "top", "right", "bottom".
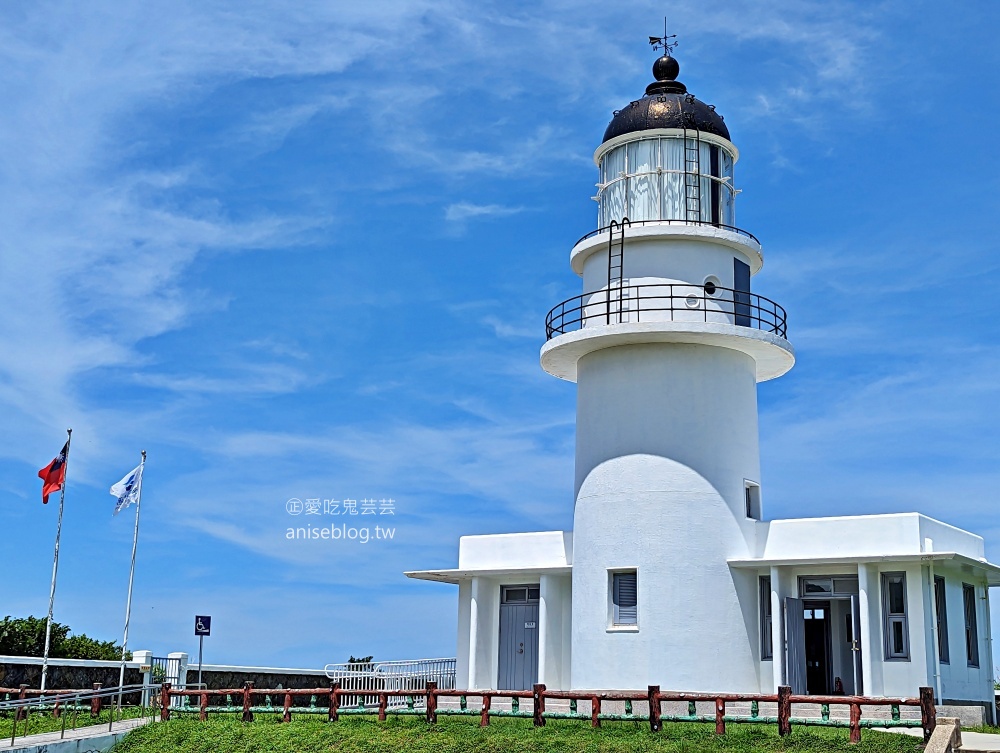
{"left": 652, "top": 54, "right": 679, "bottom": 82}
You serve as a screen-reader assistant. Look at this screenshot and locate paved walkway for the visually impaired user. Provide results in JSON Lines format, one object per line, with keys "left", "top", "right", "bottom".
{"left": 874, "top": 726, "right": 1000, "bottom": 752}
{"left": 6, "top": 715, "right": 152, "bottom": 752}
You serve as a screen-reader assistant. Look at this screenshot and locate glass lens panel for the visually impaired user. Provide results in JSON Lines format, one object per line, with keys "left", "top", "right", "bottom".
{"left": 602, "top": 146, "right": 627, "bottom": 224}
{"left": 699, "top": 142, "right": 713, "bottom": 222}
{"left": 627, "top": 140, "right": 658, "bottom": 221}
{"left": 528, "top": 587, "right": 540, "bottom": 601}
{"left": 660, "top": 138, "right": 684, "bottom": 220}
{"left": 720, "top": 150, "right": 735, "bottom": 225}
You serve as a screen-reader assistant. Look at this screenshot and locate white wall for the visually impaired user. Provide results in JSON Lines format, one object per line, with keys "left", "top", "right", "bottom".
{"left": 572, "top": 342, "right": 762, "bottom": 691}
{"left": 539, "top": 573, "right": 572, "bottom": 690}
{"left": 468, "top": 576, "right": 500, "bottom": 690}
{"left": 759, "top": 514, "right": 988, "bottom": 562}
{"left": 581, "top": 237, "right": 757, "bottom": 290}
{"left": 934, "top": 566, "right": 993, "bottom": 703}
{"left": 456, "top": 580, "right": 472, "bottom": 688}
{"left": 459, "top": 531, "right": 572, "bottom": 570}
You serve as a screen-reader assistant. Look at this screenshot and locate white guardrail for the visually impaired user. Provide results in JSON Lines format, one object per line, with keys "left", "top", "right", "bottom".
{"left": 324, "top": 658, "right": 456, "bottom": 708}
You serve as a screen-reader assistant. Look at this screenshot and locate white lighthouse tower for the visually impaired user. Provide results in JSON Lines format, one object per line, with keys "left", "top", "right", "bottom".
{"left": 408, "top": 40, "right": 999, "bottom": 714}
{"left": 539, "top": 45, "right": 794, "bottom": 691}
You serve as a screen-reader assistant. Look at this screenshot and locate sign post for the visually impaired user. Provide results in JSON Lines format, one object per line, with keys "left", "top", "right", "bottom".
{"left": 195, "top": 615, "right": 211, "bottom": 686}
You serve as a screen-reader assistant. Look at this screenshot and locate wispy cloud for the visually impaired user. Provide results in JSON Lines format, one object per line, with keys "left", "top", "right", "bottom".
{"left": 444, "top": 202, "right": 526, "bottom": 222}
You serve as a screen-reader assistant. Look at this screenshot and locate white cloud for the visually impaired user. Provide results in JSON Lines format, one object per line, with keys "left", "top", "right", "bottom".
{"left": 444, "top": 202, "right": 526, "bottom": 222}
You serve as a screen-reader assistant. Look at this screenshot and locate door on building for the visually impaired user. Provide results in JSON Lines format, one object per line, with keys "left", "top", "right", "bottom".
{"left": 850, "top": 594, "right": 863, "bottom": 695}
{"left": 498, "top": 584, "right": 540, "bottom": 691}
{"left": 785, "top": 597, "right": 807, "bottom": 694}
{"left": 733, "top": 258, "right": 752, "bottom": 327}
{"left": 803, "top": 601, "right": 832, "bottom": 695}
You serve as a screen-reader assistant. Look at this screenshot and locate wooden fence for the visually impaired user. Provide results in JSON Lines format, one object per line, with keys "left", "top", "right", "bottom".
{"left": 160, "top": 681, "right": 936, "bottom": 744}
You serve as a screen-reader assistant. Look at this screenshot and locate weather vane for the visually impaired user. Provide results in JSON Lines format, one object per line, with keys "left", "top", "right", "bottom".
{"left": 649, "top": 17, "right": 678, "bottom": 55}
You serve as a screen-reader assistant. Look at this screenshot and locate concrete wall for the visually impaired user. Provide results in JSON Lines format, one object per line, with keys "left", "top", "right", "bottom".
{"left": 572, "top": 342, "right": 761, "bottom": 691}
{"left": 539, "top": 573, "right": 572, "bottom": 690}
{"left": 581, "top": 237, "right": 756, "bottom": 293}
{"left": 0, "top": 657, "right": 142, "bottom": 690}
{"left": 933, "top": 565, "right": 994, "bottom": 703}
{"left": 759, "top": 513, "right": 987, "bottom": 562}
{"left": 458, "top": 531, "right": 572, "bottom": 570}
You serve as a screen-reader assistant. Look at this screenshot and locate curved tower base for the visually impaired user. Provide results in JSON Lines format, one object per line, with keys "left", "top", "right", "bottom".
{"left": 571, "top": 343, "right": 764, "bottom": 691}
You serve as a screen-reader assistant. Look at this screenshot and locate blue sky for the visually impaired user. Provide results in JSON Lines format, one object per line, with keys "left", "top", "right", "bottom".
{"left": 3, "top": 1, "right": 1000, "bottom": 669}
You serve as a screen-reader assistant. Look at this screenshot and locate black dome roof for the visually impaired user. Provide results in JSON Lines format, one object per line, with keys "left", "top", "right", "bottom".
{"left": 603, "top": 54, "right": 729, "bottom": 143}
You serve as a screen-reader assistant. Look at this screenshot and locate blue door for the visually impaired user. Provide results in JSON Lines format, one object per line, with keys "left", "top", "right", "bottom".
{"left": 498, "top": 585, "right": 539, "bottom": 691}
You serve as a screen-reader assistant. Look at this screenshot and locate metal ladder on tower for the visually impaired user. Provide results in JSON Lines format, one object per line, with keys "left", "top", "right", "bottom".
{"left": 606, "top": 217, "right": 629, "bottom": 324}
{"left": 683, "top": 121, "right": 702, "bottom": 223}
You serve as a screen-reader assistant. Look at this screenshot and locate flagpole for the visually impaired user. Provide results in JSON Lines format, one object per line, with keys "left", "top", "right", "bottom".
{"left": 40, "top": 428, "right": 71, "bottom": 693}
{"left": 116, "top": 450, "right": 145, "bottom": 715}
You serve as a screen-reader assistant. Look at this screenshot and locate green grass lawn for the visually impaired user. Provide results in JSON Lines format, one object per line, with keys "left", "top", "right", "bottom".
{"left": 0, "top": 706, "right": 147, "bottom": 739}
{"left": 110, "top": 715, "right": 926, "bottom": 753}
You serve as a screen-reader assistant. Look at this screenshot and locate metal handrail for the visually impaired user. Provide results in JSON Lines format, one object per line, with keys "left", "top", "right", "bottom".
{"left": 576, "top": 219, "right": 759, "bottom": 247}
{"left": 1, "top": 683, "right": 160, "bottom": 745}
{"left": 545, "top": 283, "right": 787, "bottom": 340}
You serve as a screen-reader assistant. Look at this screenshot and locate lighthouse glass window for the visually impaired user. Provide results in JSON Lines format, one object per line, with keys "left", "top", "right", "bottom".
{"left": 598, "top": 137, "right": 735, "bottom": 227}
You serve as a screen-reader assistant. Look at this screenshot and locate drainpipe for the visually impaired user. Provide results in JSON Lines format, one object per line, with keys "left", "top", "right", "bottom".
{"left": 983, "top": 580, "right": 995, "bottom": 725}
{"left": 927, "top": 562, "right": 942, "bottom": 704}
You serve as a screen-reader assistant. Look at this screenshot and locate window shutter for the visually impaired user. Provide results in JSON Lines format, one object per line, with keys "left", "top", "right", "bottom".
{"left": 613, "top": 572, "right": 638, "bottom": 625}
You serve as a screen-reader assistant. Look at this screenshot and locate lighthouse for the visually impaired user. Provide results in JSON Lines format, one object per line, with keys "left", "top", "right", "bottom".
{"left": 408, "top": 39, "right": 999, "bottom": 714}
{"left": 539, "top": 45, "right": 793, "bottom": 691}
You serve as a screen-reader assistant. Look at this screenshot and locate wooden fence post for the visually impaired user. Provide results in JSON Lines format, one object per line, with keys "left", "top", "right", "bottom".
{"left": 15, "top": 685, "right": 27, "bottom": 722}
{"left": 532, "top": 684, "right": 546, "bottom": 727}
{"left": 849, "top": 702, "right": 861, "bottom": 744}
{"left": 591, "top": 695, "right": 601, "bottom": 728}
{"left": 777, "top": 686, "right": 791, "bottom": 737}
{"left": 53, "top": 695, "right": 61, "bottom": 719}
{"left": 648, "top": 686, "right": 661, "bottom": 732}
{"left": 91, "top": 683, "right": 102, "bottom": 717}
{"left": 242, "top": 682, "right": 254, "bottom": 722}
{"left": 919, "top": 686, "right": 936, "bottom": 742}
{"left": 328, "top": 683, "right": 340, "bottom": 722}
{"left": 425, "top": 681, "right": 437, "bottom": 724}
{"left": 480, "top": 695, "right": 491, "bottom": 727}
{"left": 283, "top": 692, "right": 292, "bottom": 723}
{"left": 200, "top": 692, "right": 208, "bottom": 721}
{"left": 378, "top": 692, "right": 387, "bottom": 722}
{"left": 715, "top": 698, "right": 726, "bottom": 735}
{"left": 160, "top": 683, "right": 171, "bottom": 721}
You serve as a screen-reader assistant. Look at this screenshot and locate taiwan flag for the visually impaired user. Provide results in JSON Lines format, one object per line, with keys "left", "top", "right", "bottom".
{"left": 38, "top": 440, "right": 70, "bottom": 504}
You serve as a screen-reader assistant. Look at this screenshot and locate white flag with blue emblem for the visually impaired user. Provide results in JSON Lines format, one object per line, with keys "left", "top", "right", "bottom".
{"left": 110, "top": 464, "right": 143, "bottom": 515}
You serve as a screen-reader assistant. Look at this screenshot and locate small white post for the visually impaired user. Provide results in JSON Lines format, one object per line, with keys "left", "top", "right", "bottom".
{"left": 132, "top": 650, "right": 153, "bottom": 706}
{"left": 167, "top": 652, "right": 189, "bottom": 706}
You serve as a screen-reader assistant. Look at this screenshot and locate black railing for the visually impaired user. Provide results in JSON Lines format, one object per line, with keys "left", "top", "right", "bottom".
{"left": 545, "top": 283, "right": 787, "bottom": 340}
{"left": 576, "top": 219, "right": 759, "bottom": 248}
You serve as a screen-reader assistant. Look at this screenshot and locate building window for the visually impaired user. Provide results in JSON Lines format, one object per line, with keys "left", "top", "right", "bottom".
{"left": 759, "top": 576, "right": 773, "bottom": 660}
{"left": 612, "top": 571, "right": 638, "bottom": 626}
{"left": 934, "top": 576, "right": 950, "bottom": 664}
{"left": 744, "top": 481, "right": 761, "bottom": 520}
{"left": 881, "top": 572, "right": 909, "bottom": 661}
{"left": 963, "top": 583, "right": 979, "bottom": 667}
{"left": 502, "top": 585, "right": 540, "bottom": 604}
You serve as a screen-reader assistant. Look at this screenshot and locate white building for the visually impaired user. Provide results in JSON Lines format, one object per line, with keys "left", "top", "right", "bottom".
{"left": 406, "top": 48, "right": 1000, "bottom": 716}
